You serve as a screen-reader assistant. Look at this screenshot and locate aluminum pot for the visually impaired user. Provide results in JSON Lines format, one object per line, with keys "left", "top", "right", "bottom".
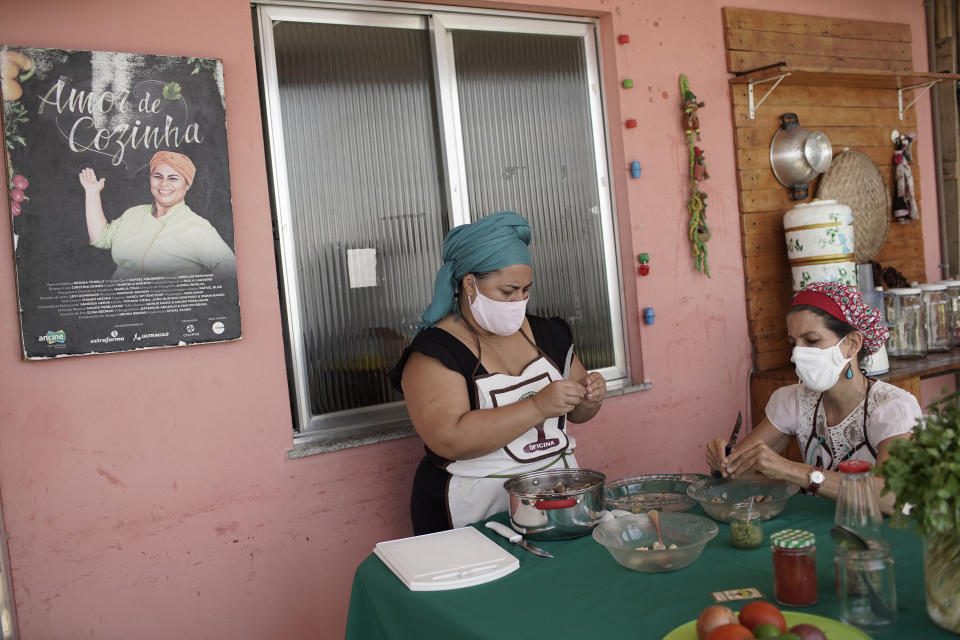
{"left": 770, "top": 112, "right": 832, "bottom": 200}
{"left": 503, "top": 468, "right": 606, "bottom": 540}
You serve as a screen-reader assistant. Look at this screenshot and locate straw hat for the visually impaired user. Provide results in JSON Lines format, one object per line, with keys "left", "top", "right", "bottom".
{"left": 816, "top": 149, "right": 890, "bottom": 263}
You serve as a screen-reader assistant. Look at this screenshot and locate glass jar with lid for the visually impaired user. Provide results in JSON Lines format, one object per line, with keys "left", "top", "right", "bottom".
{"left": 919, "top": 283, "right": 951, "bottom": 352}
{"left": 886, "top": 288, "right": 926, "bottom": 359}
{"left": 938, "top": 280, "right": 960, "bottom": 347}
{"left": 770, "top": 528, "right": 818, "bottom": 606}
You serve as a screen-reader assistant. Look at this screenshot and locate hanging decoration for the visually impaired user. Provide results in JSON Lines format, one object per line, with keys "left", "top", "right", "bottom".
{"left": 891, "top": 129, "right": 918, "bottom": 223}
{"left": 680, "top": 74, "right": 710, "bottom": 276}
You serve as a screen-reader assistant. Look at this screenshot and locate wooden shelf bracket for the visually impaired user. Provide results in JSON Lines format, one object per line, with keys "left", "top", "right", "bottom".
{"left": 898, "top": 80, "right": 941, "bottom": 120}
{"left": 747, "top": 72, "right": 790, "bottom": 119}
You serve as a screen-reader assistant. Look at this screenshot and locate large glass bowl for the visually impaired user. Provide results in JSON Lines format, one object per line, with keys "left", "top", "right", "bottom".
{"left": 686, "top": 476, "right": 798, "bottom": 523}
{"left": 592, "top": 511, "right": 718, "bottom": 573}
{"left": 604, "top": 473, "right": 709, "bottom": 513}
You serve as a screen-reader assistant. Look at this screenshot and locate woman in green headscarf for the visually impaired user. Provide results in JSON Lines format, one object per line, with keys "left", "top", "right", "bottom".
{"left": 390, "top": 211, "right": 606, "bottom": 534}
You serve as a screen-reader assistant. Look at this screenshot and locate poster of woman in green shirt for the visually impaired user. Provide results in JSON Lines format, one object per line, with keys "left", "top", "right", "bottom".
{"left": 2, "top": 45, "right": 241, "bottom": 358}
{"left": 78, "top": 151, "right": 237, "bottom": 280}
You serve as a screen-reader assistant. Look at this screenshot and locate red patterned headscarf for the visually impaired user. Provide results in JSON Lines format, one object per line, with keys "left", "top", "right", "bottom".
{"left": 790, "top": 282, "right": 889, "bottom": 354}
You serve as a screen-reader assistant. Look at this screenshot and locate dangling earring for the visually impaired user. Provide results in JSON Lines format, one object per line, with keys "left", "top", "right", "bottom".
{"left": 845, "top": 363, "right": 854, "bottom": 379}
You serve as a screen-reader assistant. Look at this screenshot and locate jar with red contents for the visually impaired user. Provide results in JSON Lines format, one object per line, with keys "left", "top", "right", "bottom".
{"left": 770, "top": 529, "right": 818, "bottom": 606}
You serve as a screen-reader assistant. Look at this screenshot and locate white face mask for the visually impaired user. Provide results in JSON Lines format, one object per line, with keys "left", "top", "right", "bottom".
{"left": 467, "top": 280, "right": 528, "bottom": 336}
{"left": 791, "top": 337, "right": 852, "bottom": 392}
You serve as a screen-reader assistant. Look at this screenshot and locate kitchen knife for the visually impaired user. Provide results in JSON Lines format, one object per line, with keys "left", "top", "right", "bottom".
{"left": 713, "top": 411, "right": 743, "bottom": 479}
{"left": 484, "top": 521, "right": 554, "bottom": 558}
{"left": 728, "top": 410, "right": 744, "bottom": 446}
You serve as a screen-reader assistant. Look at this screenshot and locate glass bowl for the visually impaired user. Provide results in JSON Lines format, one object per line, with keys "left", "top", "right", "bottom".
{"left": 686, "top": 476, "right": 798, "bottom": 523}
{"left": 592, "top": 511, "right": 718, "bottom": 573}
{"left": 604, "top": 473, "right": 710, "bottom": 513}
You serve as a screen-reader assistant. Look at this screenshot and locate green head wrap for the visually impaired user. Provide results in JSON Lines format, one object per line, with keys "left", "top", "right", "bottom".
{"left": 416, "top": 211, "right": 531, "bottom": 332}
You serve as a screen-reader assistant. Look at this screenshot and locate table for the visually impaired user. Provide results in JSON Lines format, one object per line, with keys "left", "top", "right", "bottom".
{"left": 346, "top": 495, "right": 955, "bottom": 639}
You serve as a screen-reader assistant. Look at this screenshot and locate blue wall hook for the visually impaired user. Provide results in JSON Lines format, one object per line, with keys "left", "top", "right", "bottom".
{"left": 643, "top": 307, "right": 655, "bottom": 324}
{"left": 630, "top": 161, "right": 642, "bottom": 178}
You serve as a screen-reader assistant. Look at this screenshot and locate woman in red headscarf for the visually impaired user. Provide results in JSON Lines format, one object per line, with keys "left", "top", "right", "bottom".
{"left": 706, "top": 282, "right": 922, "bottom": 514}
{"left": 78, "top": 151, "right": 236, "bottom": 279}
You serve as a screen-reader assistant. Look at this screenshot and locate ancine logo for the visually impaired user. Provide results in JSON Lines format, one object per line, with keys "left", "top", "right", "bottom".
{"left": 38, "top": 330, "right": 66, "bottom": 344}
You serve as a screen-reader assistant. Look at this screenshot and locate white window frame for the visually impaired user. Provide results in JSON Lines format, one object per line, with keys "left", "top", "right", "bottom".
{"left": 255, "top": 1, "right": 630, "bottom": 451}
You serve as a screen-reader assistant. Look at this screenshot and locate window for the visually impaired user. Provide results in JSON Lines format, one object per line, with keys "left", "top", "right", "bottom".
{"left": 255, "top": 2, "right": 629, "bottom": 449}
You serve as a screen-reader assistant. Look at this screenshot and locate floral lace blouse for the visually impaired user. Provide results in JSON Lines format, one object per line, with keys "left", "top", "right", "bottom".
{"left": 766, "top": 380, "right": 922, "bottom": 470}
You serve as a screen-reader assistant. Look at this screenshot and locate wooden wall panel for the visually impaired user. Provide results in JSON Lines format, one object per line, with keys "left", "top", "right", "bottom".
{"left": 724, "top": 7, "right": 926, "bottom": 372}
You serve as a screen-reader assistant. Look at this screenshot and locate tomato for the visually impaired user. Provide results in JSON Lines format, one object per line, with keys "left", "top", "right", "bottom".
{"left": 738, "top": 601, "right": 786, "bottom": 633}
{"left": 705, "top": 623, "right": 755, "bottom": 640}
{"left": 11, "top": 175, "right": 28, "bottom": 191}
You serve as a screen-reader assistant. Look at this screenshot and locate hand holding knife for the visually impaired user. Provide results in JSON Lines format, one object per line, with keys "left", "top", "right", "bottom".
{"left": 713, "top": 411, "right": 743, "bottom": 479}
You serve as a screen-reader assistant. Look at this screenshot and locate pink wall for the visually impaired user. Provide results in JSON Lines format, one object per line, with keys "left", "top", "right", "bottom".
{"left": 0, "top": 0, "right": 938, "bottom": 638}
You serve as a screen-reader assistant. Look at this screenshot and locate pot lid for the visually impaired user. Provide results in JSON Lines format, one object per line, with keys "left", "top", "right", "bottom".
{"left": 816, "top": 149, "right": 890, "bottom": 263}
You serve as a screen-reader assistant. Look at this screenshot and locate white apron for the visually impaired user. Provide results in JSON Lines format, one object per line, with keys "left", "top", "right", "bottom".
{"left": 446, "top": 351, "right": 577, "bottom": 529}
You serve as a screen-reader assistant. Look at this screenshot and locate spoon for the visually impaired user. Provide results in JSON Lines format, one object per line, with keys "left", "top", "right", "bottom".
{"left": 830, "top": 525, "right": 869, "bottom": 550}
{"left": 648, "top": 509, "right": 665, "bottom": 549}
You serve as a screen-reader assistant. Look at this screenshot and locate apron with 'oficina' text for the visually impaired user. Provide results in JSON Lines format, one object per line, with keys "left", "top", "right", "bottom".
{"left": 445, "top": 336, "right": 577, "bottom": 528}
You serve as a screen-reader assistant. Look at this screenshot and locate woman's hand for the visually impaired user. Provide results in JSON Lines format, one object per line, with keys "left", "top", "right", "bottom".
{"left": 706, "top": 437, "right": 729, "bottom": 473}
{"left": 580, "top": 371, "right": 606, "bottom": 408}
{"left": 79, "top": 168, "right": 108, "bottom": 242}
{"left": 532, "top": 380, "right": 586, "bottom": 419}
{"left": 723, "top": 440, "right": 791, "bottom": 480}
{"left": 78, "top": 168, "right": 105, "bottom": 193}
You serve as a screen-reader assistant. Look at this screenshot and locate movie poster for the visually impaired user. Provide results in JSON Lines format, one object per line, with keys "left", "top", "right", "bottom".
{"left": 1, "top": 46, "right": 241, "bottom": 359}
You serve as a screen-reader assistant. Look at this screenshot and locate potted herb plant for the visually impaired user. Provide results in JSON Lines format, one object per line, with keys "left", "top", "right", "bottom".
{"left": 876, "top": 390, "right": 960, "bottom": 633}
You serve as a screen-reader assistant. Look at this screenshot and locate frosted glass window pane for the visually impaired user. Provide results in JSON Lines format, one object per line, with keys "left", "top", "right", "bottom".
{"left": 452, "top": 30, "right": 614, "bottom": 369}
{"left": 273, "top": 22, "right": 446, "bottom": 414}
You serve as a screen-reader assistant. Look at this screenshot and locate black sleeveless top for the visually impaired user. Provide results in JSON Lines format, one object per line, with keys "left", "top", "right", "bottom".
{"left": 389, "top": 315, "right": 575, "bottom": 534}
{"left": 388, "top": 315, "right": 575, "bottom": 456}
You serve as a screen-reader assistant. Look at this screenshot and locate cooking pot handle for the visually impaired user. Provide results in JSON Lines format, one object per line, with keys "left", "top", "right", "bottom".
{"left": 780, "top": 112, "right": 799, "bottom": 130}
{"left": 535, "top": 498, "right": 578, "bottom": 510}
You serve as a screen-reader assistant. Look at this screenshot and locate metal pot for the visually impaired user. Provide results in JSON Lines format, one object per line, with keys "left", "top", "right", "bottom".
{"left": 770, "top": 113, "right": 832, "bottom": 200}
{"left": 503, "top": 468, "right": 606, "bottom": 540}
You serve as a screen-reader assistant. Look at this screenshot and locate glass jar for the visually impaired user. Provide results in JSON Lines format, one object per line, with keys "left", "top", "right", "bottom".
{"left": 886, "top": 288, "right": 926, "bottom": 359}
{"left": 729, "top": 501, "right": 764, "bottom": 549}
{"left": 770, "top": 529, "right": 818, "bottom": 606}
{"left": 835, "top": 459, "right": 883, "bottom": 542}
{"left": 938, "top": 280, "right": 960, "bottom": 348}
{"left": 836, "top": 540, "right": 897, "bottom": 630}
{"left": 919, "top": 283, "right": 951, "bottom": 352}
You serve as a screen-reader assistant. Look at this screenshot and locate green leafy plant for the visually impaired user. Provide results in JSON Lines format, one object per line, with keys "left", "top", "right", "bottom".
{"left": 877, "top": 390, "right": 960, "bottom": 542}
{"left": 877, "top": 389, "right": 960, "bottom": 631}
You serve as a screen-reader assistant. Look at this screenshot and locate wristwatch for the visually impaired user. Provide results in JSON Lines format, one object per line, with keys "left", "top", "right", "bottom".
{"left": 807, "top": 466, "right": 825, "bottom": 495}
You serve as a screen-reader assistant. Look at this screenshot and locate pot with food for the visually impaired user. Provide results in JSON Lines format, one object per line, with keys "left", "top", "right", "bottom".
{"left": 502, "top": 468, "right": 606, "bottom": 540}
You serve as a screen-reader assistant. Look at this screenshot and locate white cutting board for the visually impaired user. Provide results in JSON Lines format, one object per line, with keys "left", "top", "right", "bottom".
{"left": 374, "top": 527, "right": 519, "bottom": 591}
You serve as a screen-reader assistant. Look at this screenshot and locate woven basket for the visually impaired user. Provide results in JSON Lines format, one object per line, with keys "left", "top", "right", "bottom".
{"left": 816, "top": 149, "right": 890, "bottom": 263}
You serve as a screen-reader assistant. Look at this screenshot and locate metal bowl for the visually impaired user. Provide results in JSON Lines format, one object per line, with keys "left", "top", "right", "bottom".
{"left": 770, "top": 112, "right": 832, "bottom": 200}
{"left": 686, "top": 476, "right": 798, "bottom": 523}
{"left": 503, "top": 468, "right": 606, "bottom": 540}
{"left": 604, "top": 473, "right": 709, "bottom": 513}
{"left": 592, "top": 511, "right": 718, "bottom": 573}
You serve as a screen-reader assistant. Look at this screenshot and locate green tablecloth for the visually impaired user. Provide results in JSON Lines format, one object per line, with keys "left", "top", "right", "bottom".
{"left": 346, "top": 495, "right": 955, "bottom": 639}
